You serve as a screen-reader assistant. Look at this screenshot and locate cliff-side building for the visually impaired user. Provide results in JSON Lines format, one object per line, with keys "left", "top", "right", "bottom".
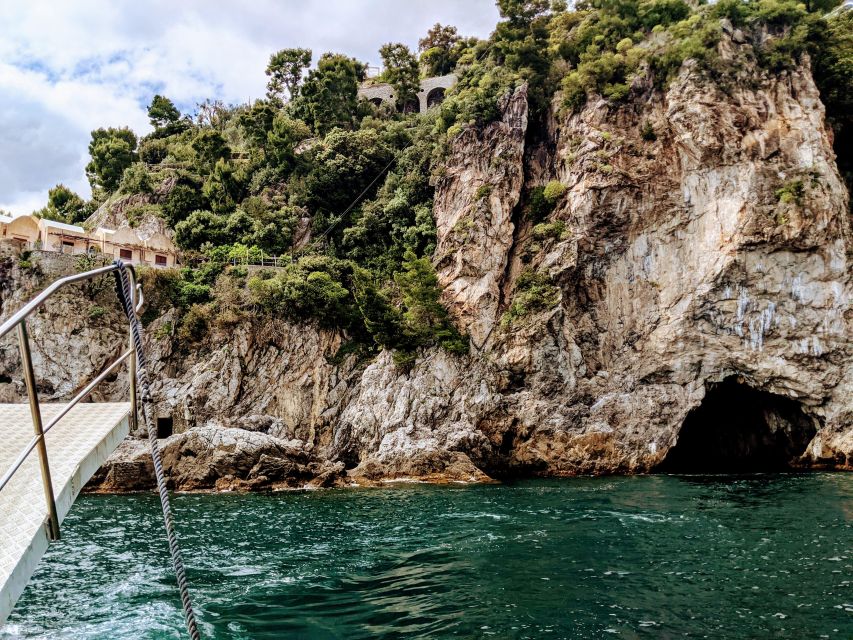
{"left": 358, "top": 73, "right": 456, "bottom": 114}
{"left": 0, "top": 214, "right": 179, "bottom": 267}
{"left": 38, "top": 219, "right": 92, "bottom": 255}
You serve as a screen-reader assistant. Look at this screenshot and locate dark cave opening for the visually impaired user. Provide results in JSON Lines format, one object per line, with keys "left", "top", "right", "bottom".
{"left": 657, "top": 377, "right": 817, "bottom": 473}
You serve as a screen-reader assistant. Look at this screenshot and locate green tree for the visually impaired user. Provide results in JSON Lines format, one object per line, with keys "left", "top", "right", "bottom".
{"left": 147, "top": 94, "right": 187, "bottom": 136}
{"left": 139, "top": 137, "right": 169, "bottom": 164}
{"left": 162, "top": 174, "right": 205, "bottom": 227}
{"left": 418, "top": 23, "right": 461, "bottom": 55}
{"left": 394, "top": 249, "right": 467, "bottom": 355}
{"left": 266, "top": 112, "right": 311, "bottom": 173}
{"left": 247, "top": 255, "right": 356, "bottom": 326}
{"left": 194, "top": 99, "right": 229, "bottom": 130}
{"left": 351, "top": 267, "right": 409, "bottom": 353}
{"left": 418, "top": 23, "right": 463, "bottom": 76}
{"left": 305, "top": 128, "right": 394, "bottom": 236}
{"left": 225, "top": 197, "right": 300, "bottom": 254}
{"left": 497, "top": 0, "right": 551, "bottom": 26}
{"left": 341, "top": 119, "right": 438, "bottom": 275}
{"left": 290, "top": 53, "right": 366, "bottom": 134}
{"left": 418, "top": 22, "right": 472, "bottom": 76}
{"left": 35, "top": 184, "right": 88, "bottom": 223}
{"left": 238, "top": 99, "right": 277, "bottom": 151}
{"left": 85, "top": 127, "right": 138, "bottom": 193}
{"left": 638, "top": 0, "right": 690, "bottom": 29}
{"left": 119, "top": 162, "right": 153, "bottom": 194}
{"left": 379, "top": 43, "right": 421, "bottom": 111}
{"left": 493, "top": 0, "right": 553, "bottom": 111}
{"left": 203, "top": 158, "right": 242, "bottom": 214}
{"left": 192, "top": 129, "right": 231, "bottom": 172}
{"left": 266, "top": 47, "right": 312, "bottom": 102}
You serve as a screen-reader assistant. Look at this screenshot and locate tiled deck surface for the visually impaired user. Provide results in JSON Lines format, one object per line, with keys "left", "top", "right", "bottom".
{"left": 0, "top": 402, "right": 130, "bottom": 622}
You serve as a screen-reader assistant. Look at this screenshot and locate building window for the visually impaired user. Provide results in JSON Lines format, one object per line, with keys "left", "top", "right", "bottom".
{"left": 62, "top": 241, "right": 75, "bottom": 254}
{"left": 155, "top": 254, "right": 167, "bottom": 266}
{"left": 119, "top": 248, "right": 132, "bottom": 260}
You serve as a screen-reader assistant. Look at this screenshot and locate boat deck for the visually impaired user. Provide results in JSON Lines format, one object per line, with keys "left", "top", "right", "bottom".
{"left": 0, "top": 402, "right": 130, "bottom": 622}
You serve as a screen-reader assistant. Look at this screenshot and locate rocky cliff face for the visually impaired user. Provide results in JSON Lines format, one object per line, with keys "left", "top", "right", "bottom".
{"left": 2, "top": 41, "right": 850, "bottom": 490}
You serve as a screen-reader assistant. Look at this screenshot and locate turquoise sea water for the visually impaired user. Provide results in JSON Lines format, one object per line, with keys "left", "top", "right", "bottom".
{"left": 2, "top": 474, "right": 852, "bottom": 639}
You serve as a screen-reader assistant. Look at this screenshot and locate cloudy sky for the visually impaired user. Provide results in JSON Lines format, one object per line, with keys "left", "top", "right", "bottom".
{"left": 0, "top": 1, "right": 499, "bottom": 215}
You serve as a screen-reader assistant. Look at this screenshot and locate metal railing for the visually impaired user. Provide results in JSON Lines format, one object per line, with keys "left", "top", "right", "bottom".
{"left": 0, "top": 263, "right": 143, "bottom": 540}
{"left": 229, "top": 255, "right": 291, "bottom": 268}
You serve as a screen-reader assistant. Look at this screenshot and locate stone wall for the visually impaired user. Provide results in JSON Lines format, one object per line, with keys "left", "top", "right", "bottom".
{"left": 357, "top": 74, "right": 456, "bottom": 113}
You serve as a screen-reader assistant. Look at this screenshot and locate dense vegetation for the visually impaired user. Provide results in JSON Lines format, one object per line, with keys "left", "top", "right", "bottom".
{"left": 35, "top": 0, "right": 852, "bottom": 362}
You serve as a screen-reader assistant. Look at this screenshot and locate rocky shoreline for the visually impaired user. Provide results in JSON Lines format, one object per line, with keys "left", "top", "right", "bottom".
{"left": 2, "top": 30, "right": 852, "bottom": 492}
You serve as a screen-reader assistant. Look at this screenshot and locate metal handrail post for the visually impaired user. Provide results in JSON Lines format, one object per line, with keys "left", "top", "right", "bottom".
{"left": 17, "top": 321, "right": 61, "bottom": 541}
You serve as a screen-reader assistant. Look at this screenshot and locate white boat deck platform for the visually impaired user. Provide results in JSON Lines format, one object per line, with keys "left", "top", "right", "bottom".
{"left": 0, "top": 402, "right": 130, "bottom": 622}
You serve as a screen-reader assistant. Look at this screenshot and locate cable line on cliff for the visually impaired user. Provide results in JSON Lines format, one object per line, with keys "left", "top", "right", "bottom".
{"left": 313, "top": 152, "right": 401, "bottom": 246}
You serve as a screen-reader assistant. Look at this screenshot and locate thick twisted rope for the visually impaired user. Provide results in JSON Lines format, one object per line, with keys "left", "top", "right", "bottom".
{"left": 112, "top": 261, "right": 201, "bottom": 640}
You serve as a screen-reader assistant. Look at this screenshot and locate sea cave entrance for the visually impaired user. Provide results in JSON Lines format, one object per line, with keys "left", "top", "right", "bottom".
{"left": 657, "top": 377, "right": 817, "bottom": 473}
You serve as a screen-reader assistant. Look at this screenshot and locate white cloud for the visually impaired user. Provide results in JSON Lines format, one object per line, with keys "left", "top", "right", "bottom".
{"left": 0, "top": 0, "right": 499, "bottom": 214}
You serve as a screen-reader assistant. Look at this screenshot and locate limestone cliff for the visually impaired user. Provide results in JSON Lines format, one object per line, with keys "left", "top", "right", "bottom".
{"left": 1, "top": 40, "right": 850, "bottom": 490}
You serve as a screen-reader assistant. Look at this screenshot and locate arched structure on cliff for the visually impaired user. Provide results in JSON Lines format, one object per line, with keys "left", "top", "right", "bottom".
{"left": 426, "top": 87, "right": 446, "bottom": 109}
{"left": 357, "top": 73, "right": 456, "bottom": 114}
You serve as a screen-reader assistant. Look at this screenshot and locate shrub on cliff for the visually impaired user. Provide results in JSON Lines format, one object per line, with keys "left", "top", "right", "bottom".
{"left": 527, "top": 181, "right": 566, "bottom": 222}
{"left": 501, "top": 269, "right": 561, "bottom": 327}
{"left": 555, "top": 0, "right": 845, "bottom": 112}
{"left": 119, "top": 163, "right": 154, "bottom": 195}
{"left": 124, "top": 203, "right": 161, "bottom": 228}
{"left": 161, "top": 177, "right": 203, "bottom": 228}
{"left": 178, "top": 303, "right": 212, "bottom": 341}
{"left": 225, "top": 199, "right": 300, "bottom": 256}
{"left": 543, "top": 180, "right": 567, "bottom": 203}
{"left": 247, "top": 255, "right": 356, "bottom": 328}
{"left": 192, "top": 130, "right": 231, "bottom": 173}
{"left": 305, "top": 128, "right": 395, "bottom": 238}
{"left": 395, "top": 249, "right": 468, "bottom": 357}
{"left": 174, "top": 210, "right": 228, "bottom": 250}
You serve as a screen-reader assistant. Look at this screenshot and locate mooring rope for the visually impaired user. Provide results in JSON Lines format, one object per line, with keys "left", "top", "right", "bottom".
{"left": 112, "top": 260, "right": 201, "bottom": 640}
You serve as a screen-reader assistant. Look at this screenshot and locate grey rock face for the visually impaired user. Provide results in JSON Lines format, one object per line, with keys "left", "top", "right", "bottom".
{"left": 2, "top": 57, "right": 850, "bottom": 491}
{"left": 434, "top": 85, "right": 529, "bottom": 349}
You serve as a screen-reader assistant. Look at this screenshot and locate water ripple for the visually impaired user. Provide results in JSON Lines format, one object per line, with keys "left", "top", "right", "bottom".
{"left": 2, "top": 474, "right": 852, "bottom": 639}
